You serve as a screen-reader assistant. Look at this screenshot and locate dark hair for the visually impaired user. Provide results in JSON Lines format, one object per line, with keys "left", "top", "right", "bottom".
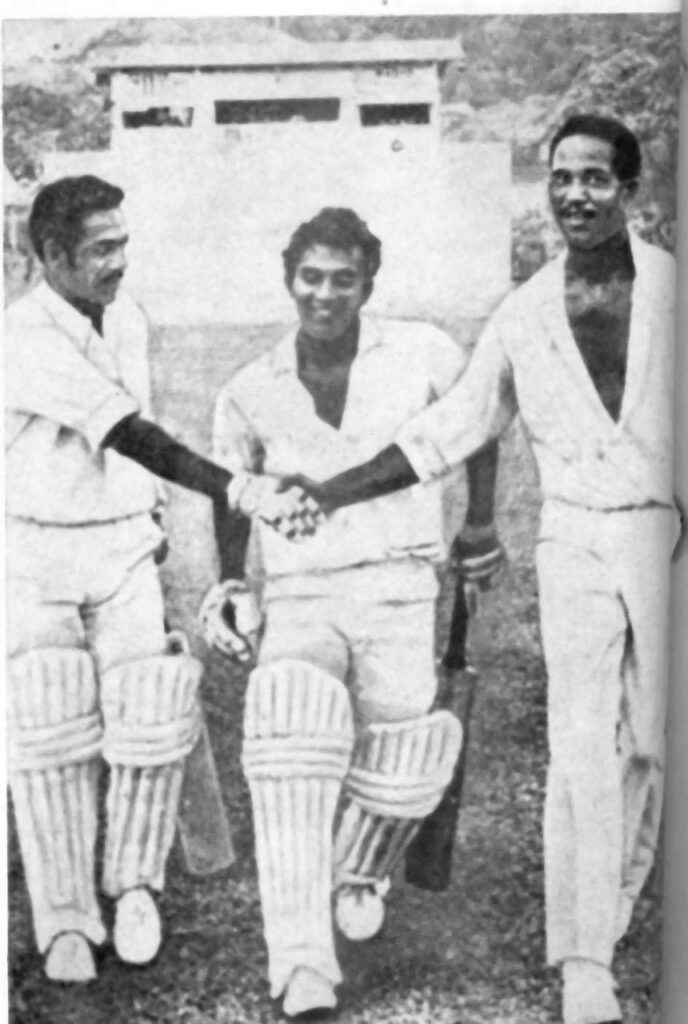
{"left": 282, "top": 207, "right": 382, "bottom": 288}
{"left": 28, "top": 175, "right": 125, "bottom": 263}
{"left": 549, "top": 114, "right": 641, "bottom": 183}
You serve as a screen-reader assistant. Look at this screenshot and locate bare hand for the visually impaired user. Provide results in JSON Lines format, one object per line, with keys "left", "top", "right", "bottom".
{"left": 276, "top": 473, "right": 330, "bottom": 507}
{"left": 226, "top": 472, "right": 325, "bottom": 540}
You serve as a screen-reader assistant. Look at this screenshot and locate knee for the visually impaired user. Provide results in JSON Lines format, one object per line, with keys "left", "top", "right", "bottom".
{"left": 354, "top": 662, "right": 436, "bottom": 727}
{"left": 8, "top": 648, "right": 103, "bottom": 770}
{"left": 245, "top": 659, "right": 353, "bottom": 740}
{"left": 100, "top": 646, "right": 203, "bottom": 767}
{"left": 242, "top": 661, "right": 355, "bottom": 787}
{"left": 344, "top": 710, "right": 462, "bottom": 818}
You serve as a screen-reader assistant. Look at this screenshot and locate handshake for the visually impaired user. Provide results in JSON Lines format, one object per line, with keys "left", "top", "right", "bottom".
{"left": 226, "top": 470, "right": 325, "bottom": 541}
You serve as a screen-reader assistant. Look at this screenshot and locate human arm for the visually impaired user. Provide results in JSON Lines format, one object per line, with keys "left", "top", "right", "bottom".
{"left": 213, "top": 498, "right": 252, "bottom": 580}
{"left": 198, "top": 390, "right": 269, "bottom": 662}
{"left": 452, "top": 440, "right": 505, "bottom": 607}
{"left": 293, "top": 313, "right": 516, "bottom": 513}
{"left": 103, "top": 413, "right": 232, "bottom": 498}
{"left": 394, "top": 312, "right": 516, "bottom": 485}
{"left": 106, "top": 414, "right": 321, "bottom": 537}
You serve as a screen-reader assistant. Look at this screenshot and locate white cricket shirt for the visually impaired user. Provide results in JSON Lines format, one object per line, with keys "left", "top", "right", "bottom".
{"left": 5, "top": 280, "right": 159, "bottom": 525}
{"left": 213, "top": 316, "right": 467, "bottom": 597}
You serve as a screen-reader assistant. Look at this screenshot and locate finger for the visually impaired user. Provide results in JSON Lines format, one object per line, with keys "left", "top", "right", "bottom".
{"left": 297, "top": 513, "right": 319, "bottom": 533}
{"left": 300, "top": 495, "right": 323, "bottom": 516}
{"left": 274, "top": 475, "right": 300, "bottom": 494}
{"left": 276, "top": 512, "right": 319, "bottom": 539}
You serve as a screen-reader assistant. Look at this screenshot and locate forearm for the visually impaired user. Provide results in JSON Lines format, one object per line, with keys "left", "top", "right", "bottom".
{"left": 316, "top": 443, "right": 419, "bottom": 511}
{"left": 213, "top": 498, "right": 251, "bottom": 580}
{"left": 464, "top": 439, "right": 499, "bottom": 528}
{"left": 104, "top": 414, "right": 231, "bottom": 499}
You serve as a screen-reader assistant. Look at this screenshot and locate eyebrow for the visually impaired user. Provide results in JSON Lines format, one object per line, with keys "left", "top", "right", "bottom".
{"left": 88, "top": 235, "right": 130, "bottom": 246}
{"left": 549, "top": 165, "right": 611, "bottom": 175}
{"left": 298, "top": 264, "right": 358, "bottom": 274}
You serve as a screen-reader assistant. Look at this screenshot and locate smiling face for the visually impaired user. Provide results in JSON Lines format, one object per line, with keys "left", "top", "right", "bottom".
{"left": 46, "top": 207, "right": 129, "bottom": 307}
{"left": 289, "top": 244, "right": 369, "bottom": 344}
{"left": 548, "top": 134, "right": 637, "bottom": 251}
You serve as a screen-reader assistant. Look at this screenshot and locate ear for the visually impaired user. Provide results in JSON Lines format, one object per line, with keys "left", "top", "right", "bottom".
{"left": 361, "top": 279, "right": 374, "bottom": 305}
{"left": 43, "top": 237, "right": 69, "bottom": 270}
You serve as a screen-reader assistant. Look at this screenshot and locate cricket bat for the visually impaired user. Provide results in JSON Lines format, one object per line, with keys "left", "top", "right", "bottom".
{"left": 166, "top": 629, "right": 236, "bottom": 876}
{"left": 404, "top": 574, "right": 478, "bottom": 891}
{"left": 176, "top": 718, "right": 236, "bottom": 875}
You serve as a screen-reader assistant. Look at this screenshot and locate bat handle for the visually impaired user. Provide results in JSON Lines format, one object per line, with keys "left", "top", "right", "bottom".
{"left": 442, "top": 576, "right": 469, "bottom": 672}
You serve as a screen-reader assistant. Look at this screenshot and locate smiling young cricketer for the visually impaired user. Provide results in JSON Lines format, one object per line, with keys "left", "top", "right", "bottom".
{"left": 290, "top": 115, "right": 679, "bottom": 1024}
{"left": 201, "top": 207, "right": 503, "bottom": 1019}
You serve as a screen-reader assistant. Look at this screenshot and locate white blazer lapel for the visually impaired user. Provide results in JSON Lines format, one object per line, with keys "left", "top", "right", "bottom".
{"left": 538, "top": 256, "right": 615, "bottom": 423}
{"left": 618, "top": 234, "right": 656, "bottom": 426}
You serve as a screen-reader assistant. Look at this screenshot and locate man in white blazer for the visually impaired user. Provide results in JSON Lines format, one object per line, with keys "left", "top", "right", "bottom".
{"left": 295, "top": 114, "right": 678, "bottom": 1024}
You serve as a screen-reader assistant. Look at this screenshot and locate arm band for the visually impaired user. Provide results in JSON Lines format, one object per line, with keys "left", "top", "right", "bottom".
{"left": 103, "top": 413, "right": 232, "bottom": 499}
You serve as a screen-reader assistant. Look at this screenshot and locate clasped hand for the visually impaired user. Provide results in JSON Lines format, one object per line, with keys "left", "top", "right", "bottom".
{"left": 226, "top": 471, "right": 325, "bottom": 541}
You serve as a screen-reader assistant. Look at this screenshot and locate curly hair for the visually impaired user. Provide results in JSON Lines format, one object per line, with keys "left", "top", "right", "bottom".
{"left": 28, "top": 175, "right": 125, "bottom": 264}
{"left": 549, "top": 114, "right": 641, "bottom": 183}
{"left": 282, "top": 207, "right": 382, "bottom": 288}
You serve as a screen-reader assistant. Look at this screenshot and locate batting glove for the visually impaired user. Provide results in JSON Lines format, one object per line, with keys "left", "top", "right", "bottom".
{"left": 198, "top": 580, "right": 263, "bottom": 663}
{"left": 452, "top": 523, "right": 506, "bottom": 587}
{"left": 226, "top": 471, "right": 324, "bottom": 541}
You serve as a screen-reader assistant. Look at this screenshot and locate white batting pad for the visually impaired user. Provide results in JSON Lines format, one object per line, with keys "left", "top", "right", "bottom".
{"left": 242, "top": 659, "right": 354, "bottom": 998}
{"left": 8, "top": 648, "right": 106, "bottom": 953}
{"left": 335, "top": 710, "right": 462, "bottom": 886}
{"left": 101, "top": 653, "right": 203, "bottom": 896}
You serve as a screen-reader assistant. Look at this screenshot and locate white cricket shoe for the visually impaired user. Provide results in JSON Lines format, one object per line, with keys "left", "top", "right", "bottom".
{"left": 45, "top": 931, "right": 96, "bottom": 983}
{"left": 282, "top": 966, "right": 337, "bottom": 1019}
{"left": 334, "top": 878, "right": 390, "bottom": 941}
{"left": 562, "top": 959, "right": 621, "bottom": 1024}
{"left": 113, "top": 887, "right": 162, "bottom": 965}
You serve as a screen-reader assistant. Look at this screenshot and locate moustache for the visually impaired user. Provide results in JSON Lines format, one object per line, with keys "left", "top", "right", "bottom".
{"left": 558, "top": 204, "right": 596, "bottom": 217}
{"left": 101, "top": 272, "right": 124, "bottom": 287}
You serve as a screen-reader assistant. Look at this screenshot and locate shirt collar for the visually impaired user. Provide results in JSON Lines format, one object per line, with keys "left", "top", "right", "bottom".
{"left": 269, "top": 316, "right": 385, "bottom": 378}
{"left": 32, "top": 279, "right": 97, "bottom": 352}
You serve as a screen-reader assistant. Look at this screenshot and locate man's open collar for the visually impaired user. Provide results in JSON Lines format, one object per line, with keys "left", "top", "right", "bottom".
{"left": 31, "top": 279, "right": 96, "bottom": 350}
{"left": 270, "top": 316, "right": 385, "bottom": 377}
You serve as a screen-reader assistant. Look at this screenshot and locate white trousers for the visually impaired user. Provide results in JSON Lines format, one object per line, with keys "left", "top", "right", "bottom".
{"left": 6, "top": 514, "right": 167, "bottom": 668}
{"left": 537, "top": 503, "right": 675, "bottom": 967}
{"left": 258, "top": 587, "right": 438, "bottom": 726}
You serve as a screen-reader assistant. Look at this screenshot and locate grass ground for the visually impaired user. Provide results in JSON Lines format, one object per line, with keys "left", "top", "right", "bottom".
{"left": 8, "top": 323, "right": 661, "bottom": 1024}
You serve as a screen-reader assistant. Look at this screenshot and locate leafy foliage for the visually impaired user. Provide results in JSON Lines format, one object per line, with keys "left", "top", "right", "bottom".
{"left": 551, "top": 29, "right": 680, "bottom": 250}
{"left": 3, "top": 13, "right": 680, "bottom": 279}
{"left": 3, "top": 80, "right": 110, "bottom": 181}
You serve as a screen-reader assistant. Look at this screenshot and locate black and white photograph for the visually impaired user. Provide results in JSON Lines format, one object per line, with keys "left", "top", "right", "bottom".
{"left": 3, "top": 3, "right": 684, "bottom": 1023}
